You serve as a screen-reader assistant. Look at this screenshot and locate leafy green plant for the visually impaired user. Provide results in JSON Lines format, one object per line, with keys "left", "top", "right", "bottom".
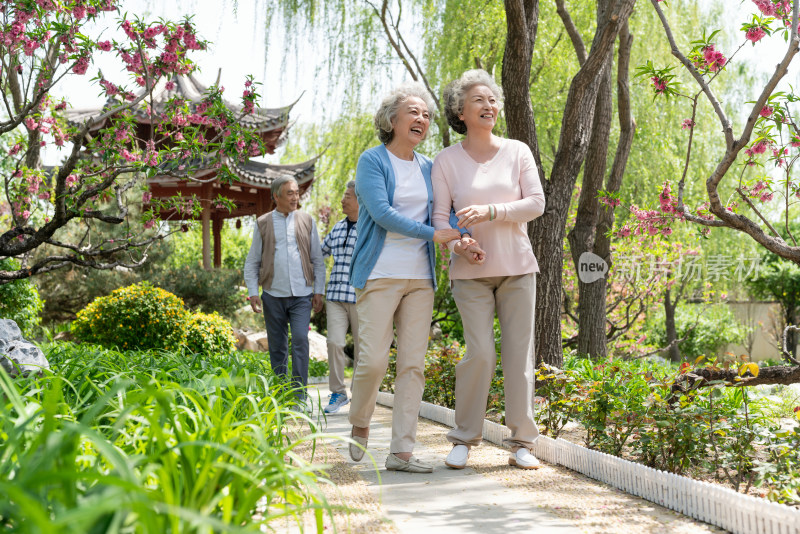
{"left": 421, "top": 342, "right": 461, "bottom": 409}
{"left": 755, "top": 421, "right": 800, "bottom": 505}
{"left": 183, "top": 311, "right": 237, "bottom": 355}
{"left": 71, "top": 282, "right": 189, "bottom": 351}
{"left": 535, "top": 362, "right": 583, "bottom": 439}
{"left": 0, "top": 257, "right": 44, "bottom": 337}
{"left": 0, "top": 343, "right": 331, "bottom": 532}
{"left": 572, "top": 358, "right": 652, "bottom": 456}
{"left": 308, "top": 359, "right": 329, "bottom": 378}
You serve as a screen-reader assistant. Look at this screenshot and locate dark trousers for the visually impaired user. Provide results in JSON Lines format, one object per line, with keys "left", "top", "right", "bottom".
{"left": 261, "top": 292, "right": 312, "bottom": 399}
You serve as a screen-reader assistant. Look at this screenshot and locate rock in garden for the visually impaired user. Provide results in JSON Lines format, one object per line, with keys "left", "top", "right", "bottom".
{"left": 54, "top": 330, "right": 75, "bottom": 342}
{"left": 239, "top": 329, "right": 328, "bottom": 362}
{"left": 0, "top": 319, "right": 50, "bottom": 377}
{"left": 242, "top": 331, "right": 270, "bottom": 352}
{"left": 232, "top": 328, "right": 249, "bottom": 350}
{"left": 308, "top": 330, "right": 327, "bottom": 362}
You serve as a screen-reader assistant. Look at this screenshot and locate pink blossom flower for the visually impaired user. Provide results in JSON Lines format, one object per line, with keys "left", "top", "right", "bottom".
{"left": 8, "top": 143, "right": 22, "bottom": 156}
{"left": 753, "top": 140, "right": 769, "bottom": 154}
{"left": 97, "top": 40, "right": 112, "bottom": 52}
{"left": 746, "top": 26, "right": 766, "bottom": 43}
{"left": 753, "top": 0, "right": 777, "bottom": 16}
{"left": 21, "top": 210, "right": 30, "bottom": 219}
{"left": 72, "top": 56, "right": 89, "bottom": 75}
{"left": 165, "top": 81, "right": 176, "bottom": 91}
{"left": 142, "top": 191, "right": 152, "bottom": 203}
{"left": 100, "top": 79, "right": 118, "bottom": 96}
{"left": 650, "top": 76, "right": 667, "bottom": 95}
{"left": 681, "top": 118, "right": 695, "bottom": 130}
{"left": 144, "top": 219, "right": 155, "bottom": 229}
{"left": 65, "top": 174, "right": 79, "bottom": 188}
{"left": 760, "top": 106, "right": 774, "bottom": 117}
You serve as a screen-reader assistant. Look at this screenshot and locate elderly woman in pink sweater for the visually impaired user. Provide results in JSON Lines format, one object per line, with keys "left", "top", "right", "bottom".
{"left": 432, "top": 69, "right": 546, "bottom": 470}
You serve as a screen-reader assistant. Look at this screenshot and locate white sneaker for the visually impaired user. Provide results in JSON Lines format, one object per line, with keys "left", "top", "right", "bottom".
{"left": 508, "top": 448, "right": 542, "bottom": 470}
{"left": 445, "top": 445, "right": 469, "bottom": 469}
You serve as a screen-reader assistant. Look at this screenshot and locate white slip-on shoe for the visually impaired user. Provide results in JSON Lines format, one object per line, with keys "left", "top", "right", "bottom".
{"left": 444, "top": 444, "right": 469, "bottom": 469}
{"left": 508, "top": 448, "right": 542, "bottom": 470}
{"left": 385, "top": 453, "right": 434, "bottom": 473}
{"left": 349, "top": 429, "right": 368, "bottom": 462}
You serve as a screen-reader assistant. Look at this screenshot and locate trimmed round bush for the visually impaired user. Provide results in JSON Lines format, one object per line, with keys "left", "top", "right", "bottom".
{"left": 184, "top": 311, "right": 237, "bottom": 355}
{"left": 72, "top": 282, "right": 189, "bottom": 351}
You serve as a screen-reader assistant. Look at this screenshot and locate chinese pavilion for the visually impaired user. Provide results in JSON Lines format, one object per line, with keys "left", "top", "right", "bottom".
{"left": 67, "top": 73, "right": 318, "bottom": 269}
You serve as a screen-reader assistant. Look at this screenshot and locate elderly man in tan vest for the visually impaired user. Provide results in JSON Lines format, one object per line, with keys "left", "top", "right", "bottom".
{"left": 244, "top": 176, "right": 325, "bottom": 406}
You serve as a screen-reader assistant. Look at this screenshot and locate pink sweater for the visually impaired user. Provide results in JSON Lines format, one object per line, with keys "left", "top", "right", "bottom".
{"left": 432, "top": 139, "right": 545, "bottom": 279}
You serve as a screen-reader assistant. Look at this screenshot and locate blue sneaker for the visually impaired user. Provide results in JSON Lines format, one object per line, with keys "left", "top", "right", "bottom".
{"left": 324, "top": 392, "right": 350, "bottom": 414}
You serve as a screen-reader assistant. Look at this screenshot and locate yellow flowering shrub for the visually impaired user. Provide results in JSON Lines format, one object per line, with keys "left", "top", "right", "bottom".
{"left": 71, "top": 282, "right": 189, "bottom": 351}
{"left": 184, "top": 311, "right": 237, "bottom": 355}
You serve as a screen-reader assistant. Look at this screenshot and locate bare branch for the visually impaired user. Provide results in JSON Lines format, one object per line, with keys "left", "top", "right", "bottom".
{"left": 555, "top": 0, "right": 587, "bottom": 65}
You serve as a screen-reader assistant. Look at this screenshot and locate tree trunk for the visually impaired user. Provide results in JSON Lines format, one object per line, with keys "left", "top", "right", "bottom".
{"left": 503, "top": 0, "right": 636, "bottom": 367}
{"left": 501, "top": 0, "right": 545, "bottom": 179}
{"left": 594, "top": 18, "right": 635, "bottom": 341}
{"left": 785, "top": 309, "right": 797, "bottom": 360}
{"left": 664, "top": 288, "right": 681, "bottom": 362}
{"left": 567, "top": 21, "right": 613, "bottom": 359}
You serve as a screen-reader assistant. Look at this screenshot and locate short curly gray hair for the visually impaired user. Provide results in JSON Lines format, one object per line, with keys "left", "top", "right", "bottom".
{"left": 374, "top": 82, "right": 436, "bottom": 144}
{"left": 443, "top": 69, "right": 504, "bottom": 135}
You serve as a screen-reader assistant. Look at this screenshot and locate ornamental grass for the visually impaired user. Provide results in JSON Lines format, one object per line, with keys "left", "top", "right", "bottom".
{"left": 0, "top": 343, "right": 335, "bottom": 532}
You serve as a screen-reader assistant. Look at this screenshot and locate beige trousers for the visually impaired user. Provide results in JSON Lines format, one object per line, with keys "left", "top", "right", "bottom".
{"left": 348, "top": 278, "right": 433, "bottom": 453}
{"left": 326, "top": 300, "right": 359, "bottom": 395}
{"left": 448, "top": 273, "right": 539, "bottom": 450}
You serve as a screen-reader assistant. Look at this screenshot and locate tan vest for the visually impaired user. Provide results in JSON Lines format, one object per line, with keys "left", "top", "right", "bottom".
{"left": 256, "top": 210, "right": 314, "bottom": 290}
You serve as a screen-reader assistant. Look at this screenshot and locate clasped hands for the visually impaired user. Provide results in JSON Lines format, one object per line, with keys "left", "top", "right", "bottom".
{"left": 453, "top": 235, "right": 485, "bottom": 265}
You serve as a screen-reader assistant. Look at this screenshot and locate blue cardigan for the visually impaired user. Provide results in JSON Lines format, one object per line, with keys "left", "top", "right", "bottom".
{"left": 349, "top": 144, "right": 438, "bottom": 290}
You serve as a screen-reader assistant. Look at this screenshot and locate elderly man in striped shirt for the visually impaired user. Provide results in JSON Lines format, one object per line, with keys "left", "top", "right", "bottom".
{"left": 320, "top": 180, "right": 360, "bottom": 414}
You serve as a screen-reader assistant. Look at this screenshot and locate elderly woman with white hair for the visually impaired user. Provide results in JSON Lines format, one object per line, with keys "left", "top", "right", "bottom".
{"left": 347, "top": 82, "right": 462, "bottom": 473}
{"left": 432, "top": 69, "right": 546, "bottom": 470}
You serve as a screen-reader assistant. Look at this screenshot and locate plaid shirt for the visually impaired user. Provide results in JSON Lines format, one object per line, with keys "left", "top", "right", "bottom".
{"left": 321, "top": 218, "right": 357, "bottom": 303}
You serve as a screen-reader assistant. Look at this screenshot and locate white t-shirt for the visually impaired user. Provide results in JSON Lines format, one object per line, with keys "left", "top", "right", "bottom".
{"left": 369, "top": 151, "right": 431, "bottom": 280}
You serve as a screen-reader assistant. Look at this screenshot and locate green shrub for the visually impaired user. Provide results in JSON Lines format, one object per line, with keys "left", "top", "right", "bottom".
{"left": 0, "top": 258, "right": 44, "bottom": 337}
{"left": 184, "top": 311, "right": 237, "bottom": 355}
{"left": 71, "top": 282, "right": 189, "bottom": 351}
{"left": 422, "top": 342, "right": 462, "bottom": 409}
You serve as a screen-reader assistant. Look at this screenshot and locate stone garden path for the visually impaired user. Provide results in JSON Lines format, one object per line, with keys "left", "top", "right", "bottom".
{"left": 280, "top": 384, "right": 728, "bottom": 534}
